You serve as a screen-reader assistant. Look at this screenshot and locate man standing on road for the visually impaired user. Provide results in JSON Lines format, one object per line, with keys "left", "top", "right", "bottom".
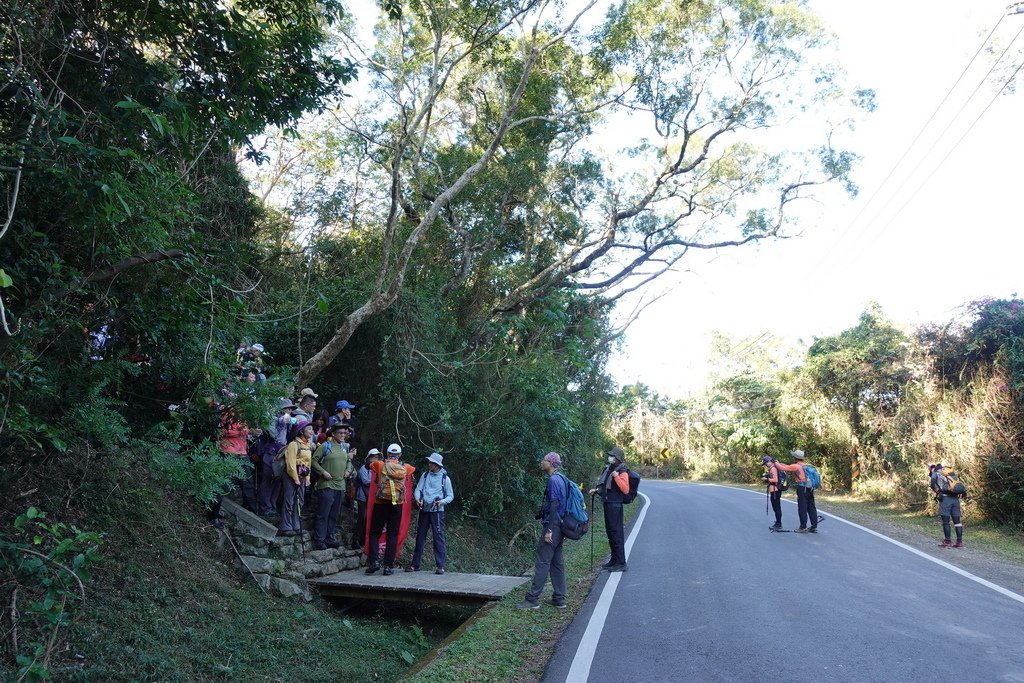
{"left": 590, "top": 446, "right": 630, "bottom": 572}
{"left": 774, "top": 450, "right": 819, "bottom": 533}
{"left": 762, "top": 454, "right": 785, "bottom": 530}
{"left": 929, "top": 463, "right": 964, "bottom": 548}
{"left": 517, "top": 452, "right": 568, "bottom": 610}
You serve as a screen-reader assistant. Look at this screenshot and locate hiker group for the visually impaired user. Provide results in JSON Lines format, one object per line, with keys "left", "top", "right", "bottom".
{"left": 210, "top": 378, "right": 454, "bottom": 576}
{"left": 761, "top": 450, "right": 968, "bottom": 547}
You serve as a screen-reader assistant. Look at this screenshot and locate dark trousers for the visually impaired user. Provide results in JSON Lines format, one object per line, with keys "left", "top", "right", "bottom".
{"left": 411, "top": 509, "right": 447, "bottom": 569}
{"left": 770, "top": 491, "right": 783, "bottom": 525}
{"left": 258, "top": 461, "right": 281, "bottom": 514}
{"left": 314, "top": 488, "right": 344, "bottom": 545}
{"left": 603, "top": 502, "right": 625, "bottom": 565}
{"left": 353, "top": 500, "right": 368, "bottom": 548}
{"left": 797, "top": 486, "right": 818, "bottom": 528}
{"left": 525, "top": 524, "right": 565, "bottom": 604}
{"left": 209, "top": 458, "right": 256, "bottom": 519}
{"left": 368, "top": 502, "right": 402, "bottom": 568}
{"left": 279, "top": 477, "right": 305, "bottom": 533}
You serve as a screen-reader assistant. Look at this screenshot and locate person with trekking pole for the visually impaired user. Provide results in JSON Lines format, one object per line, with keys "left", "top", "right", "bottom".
{"left": 773, "top": 450, "right": 820, "bottom": 533}
{"left": 278, "top": 419, "right": 314, "bottom": 538}
{"left": 589, "top": 447, "right": 630, "bottom": 572}
{"left": 761, "top": 455, "right": 787, "bottom": 531}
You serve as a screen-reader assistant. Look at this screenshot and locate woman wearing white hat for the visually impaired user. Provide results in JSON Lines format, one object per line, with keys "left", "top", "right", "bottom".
{"left": 408, "top": 453, "right": 455, "bottom": 574}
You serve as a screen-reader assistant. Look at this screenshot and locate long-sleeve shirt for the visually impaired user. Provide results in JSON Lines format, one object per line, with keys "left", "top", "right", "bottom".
{"left": 414, "top": 468, "right": 454, "bottom": 510}
{"left": 284, "top": 437, "right": 313, "bottom": 484}
{"left": 775, "top": 461, "right": 808, "bottom": 485}
{"left": 540, "top": 472, "right": 568, "bottom": 532}
{"left": 356, "top": 464, "right": 373, "bottom": 502}
{"left": 218, "top": 409, "right": 249, "bottom": 456}
{"left": 312, "top": 440, "right": 352, "bottom": 491}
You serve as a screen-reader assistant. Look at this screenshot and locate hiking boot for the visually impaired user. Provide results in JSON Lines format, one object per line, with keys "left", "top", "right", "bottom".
{"left": 261, "top": 509, "right": 278, "bottom": 518}
{"left": 211, "top": 517, "right": 224, "bottom": 530}
{"left": 312, "top": 543, "right": 326, "bottom": 551}
{"left": 794, "top": 527, "right": 809, "bottom": 533}
{"left": 808, "top": 527, "right": 818, "bottom": 533}
{"left": 770, "top": 522, "right": 783, "bottom": 530}
{"left": 383, "top": 567, "right": 394, "bottom": 576}
{"left": 550, "top": 600, "right": 566, "bottom": 609}
{"left": 607, "top": 564, "right": 628, "bottom": 572}
{"left": 515, "top": 600, "right": 541, "bottom": 610}
{"left": 938, "top": 539, "right": 952, "bottom": 548}
{"left": 275, "top": 529, "right": 296, "bottom": 537}
{"left": 365, "top": 563, "right": 380, "bottom": 575}
{"left": 952, "top": 540, "right": 964, "bottom": 548}
{"left": 601, "top": 560, "right": 615, "bottom": 569}
{"left": 435, "top": 568, "right": 445, "bottom": 575}
{"left": 325, "top": 539, "right": 341, "bottom": 549}
{"left": 405, "top": 566, "right": 419, "bottom": 572}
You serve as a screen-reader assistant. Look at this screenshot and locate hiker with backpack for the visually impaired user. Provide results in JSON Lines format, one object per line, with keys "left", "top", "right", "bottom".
{"left": 929, "top": 463, "right": 966, "bottom": 548}
{"left": 762, "top": 455, "right": 787, "bottom": 531}
{"left": 278, "top": 419, "right": 315, "bottom": 537}
{"left": 257, "top": 398, "right": 297, "bottom": 518}
{"left": 365, "top": 443, "right": 416, "bottom": 576}
{"left": 773, "top": 450, "right": 820, "bottom": 533}
{"left": 408, "top": 452, "right": 454, "bottom": 574}
{"left": 310, "top": 423, "right": 355, "bottom": 550}
{"left": 516, "top": 452, "right": 571, "bottom": 610}
{"left": 589, "top": 446, "right": 631, "bottom": 572}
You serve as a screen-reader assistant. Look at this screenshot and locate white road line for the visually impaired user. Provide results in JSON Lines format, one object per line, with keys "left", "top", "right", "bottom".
{"left": 564, "top": 491, "right": 652, "bottom": 683}
{"left": 700, "top": 482, "right": 1024, "bottom": 607}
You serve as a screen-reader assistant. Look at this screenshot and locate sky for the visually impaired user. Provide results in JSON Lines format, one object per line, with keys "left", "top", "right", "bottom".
{"left": 607, "top": 0, "right": 1024, "bottom": 397}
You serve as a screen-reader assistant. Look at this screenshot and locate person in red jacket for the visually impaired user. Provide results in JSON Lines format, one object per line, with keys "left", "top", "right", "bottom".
{"left": 774, "top": 450, "right": 818, "bottom": 533}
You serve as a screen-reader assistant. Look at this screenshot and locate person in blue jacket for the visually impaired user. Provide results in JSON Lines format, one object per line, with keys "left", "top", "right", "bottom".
{"left": 516, "top": 452, "right": 568, "bottom": 610}
{"left": 407, "top": 452, "right": 455, "bottom": 574}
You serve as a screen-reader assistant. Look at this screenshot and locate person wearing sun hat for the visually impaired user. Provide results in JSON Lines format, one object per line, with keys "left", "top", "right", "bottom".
{"left": 278, "top": 419, "right": 314, "bottom": 537}
{"left": 365, "top": 443, "right": 416, "bottom": 575}
{"left": 352, "top": 448, "right": 382, "bottom": 550}
{"left": 408, "top": 452, "right": 454, "bottom": 574}
{"left": 774, "top": 450, "right": 819, "bottom": 533}
{"left": 517, "top": 452, "right": 569, "bottom": 610}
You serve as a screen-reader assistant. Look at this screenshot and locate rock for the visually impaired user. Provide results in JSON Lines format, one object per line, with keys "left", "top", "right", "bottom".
{"left": 240, "top": 556, "right": 276, "bottom": 575}
{"left": 270, "top": 577, "right": 311, "bottom": 602}
{"left": 252, "top": 573, "right": 273, "bottom": 592}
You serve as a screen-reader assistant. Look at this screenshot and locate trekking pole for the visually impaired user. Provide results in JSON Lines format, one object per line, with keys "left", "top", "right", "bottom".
{"left": 766, "top": 486, "right": 769, "bottom": 517}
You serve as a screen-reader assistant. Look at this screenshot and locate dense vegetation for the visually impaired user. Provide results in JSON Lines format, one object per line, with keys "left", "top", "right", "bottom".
{"left": 0, "top": 0, "right": 868, "bottom": 679}
{"left": 612, "top": 299, "right": 1024, "bottom": 526}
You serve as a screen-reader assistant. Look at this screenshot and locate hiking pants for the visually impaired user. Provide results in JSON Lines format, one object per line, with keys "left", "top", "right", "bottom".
{"left": 411, "top": 509, "right": 447, "bottom": 570}
{"left": 525, "top": 524, "right": 565, "bottom": 604}
{"left": 258, "top": 461, "right": 281, "bottom": 515}
{"left": 797, "top": 486, "right": 818, "bottom": 529}
{"left": 279, "top": 477, "right": 305, "bottom": 533}
{"left": 368, "top": 502, "right": 402, "bottom": 568}
{"left": 939, "top": 495, "right": 963, "bottom": 541}
{"left": 314, "top": 488, "right": 344, "bottom": 546}
{"left": 353, "top": 499, "right": 367, "bottom": 548}
{"left": 770, "top": 491, "right": 783, "bottom": 526}
{"left": 603, "top": 502, "right": 626, "bottom": 565}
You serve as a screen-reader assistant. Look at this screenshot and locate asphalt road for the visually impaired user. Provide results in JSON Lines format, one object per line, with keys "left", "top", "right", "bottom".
{"left": 544, "top": 481, "right": 1024, "bottom": 683}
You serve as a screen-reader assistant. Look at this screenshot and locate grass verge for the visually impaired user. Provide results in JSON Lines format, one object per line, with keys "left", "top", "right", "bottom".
{"left": 405, "top": 501, "right": 641, "bottom": 683}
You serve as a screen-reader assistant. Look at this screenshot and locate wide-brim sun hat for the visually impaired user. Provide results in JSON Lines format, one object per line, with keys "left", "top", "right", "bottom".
{"left": 790, "top": 450, "right": 805, "bottom": 460}
{"left": 426, "top": 452, "right": 443, "bottom": 466}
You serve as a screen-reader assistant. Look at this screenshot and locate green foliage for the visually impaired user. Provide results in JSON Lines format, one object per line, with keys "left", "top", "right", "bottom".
{"left": 0, "top": 508, "right": 104, "bottom": 682}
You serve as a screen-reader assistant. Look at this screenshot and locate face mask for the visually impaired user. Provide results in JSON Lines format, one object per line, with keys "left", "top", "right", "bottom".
{"left": 607, "top": 456, "right": 616, "bottom": 464}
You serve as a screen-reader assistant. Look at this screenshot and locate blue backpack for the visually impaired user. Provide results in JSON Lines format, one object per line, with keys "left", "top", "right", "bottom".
{"left": 802, "top": 465, "right": 821, "bottom": 490}
{"left": 555, "top": 472, "right": 589, "bottom": 540}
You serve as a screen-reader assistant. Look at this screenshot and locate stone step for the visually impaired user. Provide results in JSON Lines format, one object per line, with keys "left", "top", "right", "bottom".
{"left": 220, "top": 498, "right": 278, "bottom": 539}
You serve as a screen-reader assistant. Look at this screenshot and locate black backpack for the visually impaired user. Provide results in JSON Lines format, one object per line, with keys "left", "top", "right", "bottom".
{"left": 622, "top": 469, "right": 641, "bottom": 503}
